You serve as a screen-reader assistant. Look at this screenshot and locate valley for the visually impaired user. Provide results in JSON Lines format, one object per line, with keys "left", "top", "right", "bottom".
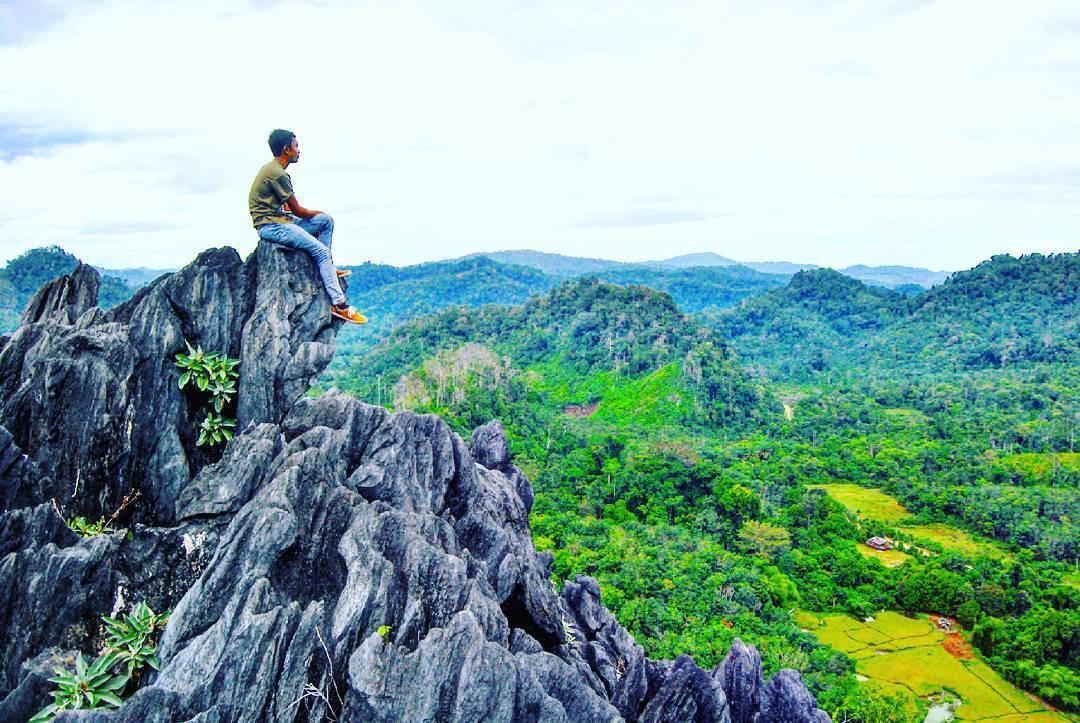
{"left": 317, "top": 250, "right": 1078, "bottom": 722}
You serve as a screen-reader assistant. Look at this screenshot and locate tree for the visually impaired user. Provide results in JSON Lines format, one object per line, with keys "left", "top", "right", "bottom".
{"left": 718, "top": 484, "right": 760, "bottom": 527}
{"left": 957, "top": 599, "right": 982, "bottom": 629}
{"left": 739, "top": 521, "right": 791, "bottom": 559}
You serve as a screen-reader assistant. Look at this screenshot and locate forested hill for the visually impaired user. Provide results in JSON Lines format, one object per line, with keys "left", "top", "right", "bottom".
{"left": 0, "top": 246, "right": 134, "bottom": 332}
{"left": 719, "top": 251, "right": 1080, "bottom": 378}
{"left": 874, "top": 252, "right": 1080, "bottom": 370}
{"left": 324, "top": 276, "right": 773, "bottom": 432}
{"left": 330, "top": 255, "right": 788, "bottom": 366}
{"left": 336, "top": 255, "right": 560, "bottom": 352}
{"left": 714, "top": 268, "right": 908, "bottom": 376}
{"left": 589, "top": 264, "right": 787, "bottom": 312}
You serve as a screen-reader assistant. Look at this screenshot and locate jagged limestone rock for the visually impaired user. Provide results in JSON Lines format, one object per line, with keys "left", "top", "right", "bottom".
{"left": 758, "top": 669, "right": 832, "bottom": 723}
{"left": 714, "top": 638, "right": 763, "bottom": 723}
{"left": 21, "top": 262, "right": 101, "bottom": 326}
{"left": 0, "top": 244, "right": 829, "bottom": 722}
{"left": 0, "top": 244, "right": 337, "bottom": 526}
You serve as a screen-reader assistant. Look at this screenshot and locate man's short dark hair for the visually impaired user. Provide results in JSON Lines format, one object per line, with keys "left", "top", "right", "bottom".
{"left": 268, "top": 129, "right": 296, "bottom": 156}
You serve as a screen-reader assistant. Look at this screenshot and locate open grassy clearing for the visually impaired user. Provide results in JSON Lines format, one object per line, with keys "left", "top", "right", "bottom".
{"left": 809, "top": 483, "right": 1015, "bottom": 562}
{"left": 855, "top": 543, "right": 913, "bottom": 567}
{"left": 881, "top": 407, "right": 929, "bottom": 424}
{"left": 994, "top": 451, "right": 1080, "bottom": 480}
{"left": 808, "top": 483, "right": 909, "bottom": 523}
{"left": 799, "top": 612, "right": 1069, "bottom": 722}
{"left": 903, "top": 522, "right": 1013, "bottom": 561}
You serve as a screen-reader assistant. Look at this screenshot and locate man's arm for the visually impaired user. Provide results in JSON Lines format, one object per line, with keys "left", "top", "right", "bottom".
{"left": 283, "top": 195, "right": 323, "bottom": 219}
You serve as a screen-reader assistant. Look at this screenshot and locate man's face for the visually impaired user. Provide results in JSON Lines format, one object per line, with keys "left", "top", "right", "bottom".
{"left": 286, "top": 137, "right": 300, "bottom": 163}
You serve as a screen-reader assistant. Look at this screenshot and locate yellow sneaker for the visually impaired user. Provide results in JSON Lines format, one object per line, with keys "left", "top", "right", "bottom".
{"left": 331, "top": 304, "right": 367, "bottom": 324}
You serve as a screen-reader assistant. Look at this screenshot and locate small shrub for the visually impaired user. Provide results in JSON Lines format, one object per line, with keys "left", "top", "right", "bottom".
{"left": 31, "top": 603, "right": 169, "bottom": 722}
{"left": 197, "top": 413, "right": 236, "bottom": 447}
{"left": 103, "top": 602, "right": 169, "bottom": 678}
{"left": 66, "top": 516, "right": 114, "bottom": 538}
{"left": 175, "top": 342, "right": 239, "bottom": 405}
{"left": 377, "top": 625, "right": 392, "bottom": 639}
{"left": 29, "top": 652, "right": 128, "bottom": 721}
{"left": 175, "top": 341, "right": 240, "bottom": 447}
{"left": 55, "top": 491, "right": 140, "bottom": 539}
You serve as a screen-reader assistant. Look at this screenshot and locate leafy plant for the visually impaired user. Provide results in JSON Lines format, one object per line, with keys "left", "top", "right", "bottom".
{"left": 175, "top": 341, "right": 240, "bottom": 447}
{"left": 66, "top": 516, "right": 114, "bottom": 538}
{"left": 29, "top": 653, "right": 128, "bottom": 721}
{"left": 377, "top": 625, "right": 392, "bottom": 639}
{"left": 175, "top": 342, "right": 239, "bottom": 409}
{"left": 55, "top": 490, "right": 140, "bottom": 539}
{"left": 31, "top": 603, "right": 169, "bottom": 722}
{"left": 197, "top": 413, "right": 236, "bottom": 447}
{"left": 102, "top": 602, "right": 169, "bottom": 678}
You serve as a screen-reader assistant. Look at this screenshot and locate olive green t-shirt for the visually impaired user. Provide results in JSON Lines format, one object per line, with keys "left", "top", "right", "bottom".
{"left": 248, "top": 160, "right": 294, "bottom": 228}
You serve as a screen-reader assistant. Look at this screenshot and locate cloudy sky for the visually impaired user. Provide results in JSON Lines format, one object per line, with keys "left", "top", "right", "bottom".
{"left": 1, "top": 0, "right": 1078, "bottom": 271}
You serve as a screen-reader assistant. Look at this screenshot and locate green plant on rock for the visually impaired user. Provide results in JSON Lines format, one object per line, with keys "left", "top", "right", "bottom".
{"left": 175, "top": 342, "right": 239, "bottom": 399}
{"left": 103, "top": 602, "right": 170, "bottom": 678}
{"left": 31, "top": 603, "right": 170, "bottom": 722}
{"left": 175, "top": 341, "right": 240, "bottom": 447}
{"left": 55, "top": 491, "right": 140, "bottom": 540}
{"left": 197, "top": 413, "right": 236, "bottom": 447}
{"left": 29, "top": 652, "right": 129, "bottom": 721}
{"left": 66, "top": 516, "right": 114, "bottom": 538}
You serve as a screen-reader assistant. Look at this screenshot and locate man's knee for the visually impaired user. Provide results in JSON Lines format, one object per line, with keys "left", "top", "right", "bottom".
{"left": 314, "top": 212, "right": 334, "bottom": 231}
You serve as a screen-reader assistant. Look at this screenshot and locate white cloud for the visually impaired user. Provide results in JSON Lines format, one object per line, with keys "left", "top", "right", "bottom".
{"left": 0, "top": 0, "right": 1078, "bottom": 271}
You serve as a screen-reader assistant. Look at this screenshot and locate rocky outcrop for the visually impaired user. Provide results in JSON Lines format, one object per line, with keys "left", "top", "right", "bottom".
{"left": 759, "top": 670, "right": 832, "bottom": 723}
{"left": 0, "top": 244, "right": 829, "bottom": 722}
{"left": 0, "top": 243, "right": 335, "bottom": 526}
{"left": 20, "top": 262, "right": 101, "bottom": 326}
{"left": 714, "top": 638, "right": 763, "bottom": 723}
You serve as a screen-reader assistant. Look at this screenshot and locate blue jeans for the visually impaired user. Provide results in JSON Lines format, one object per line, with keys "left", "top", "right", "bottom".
{"left": 257, "top": 213, "right": 345, "bottom": 306}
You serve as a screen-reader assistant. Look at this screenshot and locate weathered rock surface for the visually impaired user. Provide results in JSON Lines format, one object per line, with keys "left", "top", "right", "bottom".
{"left": 21, "top": 262, "right": 102, "bottom": 326}
{"left": 0, "top": 244, "right": 829, "bottom": 722}
{"left": 714, "top": 638, "right": 763, "bottom": 723}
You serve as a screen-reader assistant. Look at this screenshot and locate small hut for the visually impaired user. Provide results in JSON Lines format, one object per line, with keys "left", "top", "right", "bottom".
{"left": 866, "top": 536, "right": 893, "bottom": 551}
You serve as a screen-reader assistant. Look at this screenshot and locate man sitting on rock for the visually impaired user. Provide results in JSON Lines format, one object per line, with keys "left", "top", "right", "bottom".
{"left": 248, "top": 129, "right": 368, "bottom": 324}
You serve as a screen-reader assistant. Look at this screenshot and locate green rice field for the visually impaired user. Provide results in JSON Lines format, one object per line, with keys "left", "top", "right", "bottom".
{"left": 800, "top": 612, "right": 1070, "bottom": 721}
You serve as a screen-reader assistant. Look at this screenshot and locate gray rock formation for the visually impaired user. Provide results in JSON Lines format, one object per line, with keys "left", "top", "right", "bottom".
{"left": 0, "top": 243, "right": 829, "bottom": 722}
{"left": 714, "top": 638, "right": 762, "bottom": 723}
{"left": 759, "top": 670, "right": 832, "bottom": 723}
{"left": 21, "top": 262, "right": 101, "bottom": 326}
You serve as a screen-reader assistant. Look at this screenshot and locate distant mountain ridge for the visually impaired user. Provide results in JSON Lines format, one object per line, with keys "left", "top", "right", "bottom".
{"left": 649, "top": 252, "right": 738, "bottom": 268}
{"left": 464, "top": 249, "right": 950, "bottom": 289}
{"left": 92, "top": 264, "right": 175, "bottom": 288}
{"left": 464, "top": 249, "right": 622, "bottom": 275}
{"left": 840, "top": 264, "right": 950, "bottom": 289}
